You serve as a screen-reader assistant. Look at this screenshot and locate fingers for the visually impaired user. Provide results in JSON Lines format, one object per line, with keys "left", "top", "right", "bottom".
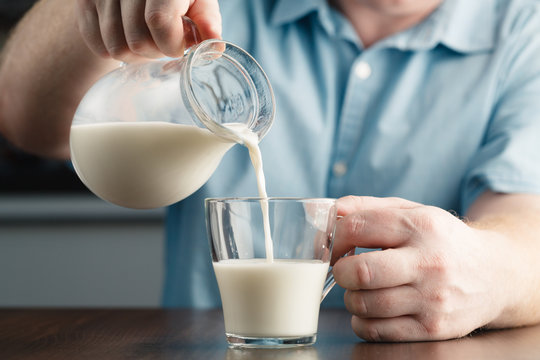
{"left": 120, "top": 0, "right": 162, "bottom": 58}
{"left": 351, "top": 314, "right": 469, "bottom": 342}
{"left": 332, "top": 208, "right": 417, "bottom": 263}
{"left": 333, "top": 248, "right": 417, "bottom": 290}
{"left": 144, "top": 0, "right": 187, "bottom": 58}
{"left": 336, "top": 195, "right": 420, "bottom": 216}
{"left": 75, "top": 0, "right": 222, "bottom": 62}
{"left": 332, "top": 197, "right": 422, "bottom": 262}
{"left": 344, "top": 286, "right": 421, "bottom": 318}
{"left": 351, "top": 315, "right": 433, "bottom": 342}
{"left": 96, "top": 0, "right": 128, "bottom": 59}
{"left": 330, "top": 196, "right": 486, "bottom": 342}
{"left": 186, "top": 0, "right": 222, "bottom": 40}
{"left": 76, "top": 0, "right": 108, "bottom": 57}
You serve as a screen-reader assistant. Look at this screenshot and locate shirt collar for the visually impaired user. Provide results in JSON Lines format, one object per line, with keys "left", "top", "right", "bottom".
{"left": 270, "top": 0, "right": 361, "bottom": 45}
{"left": 441, "top": 0, "right": 497, "bottom": 53}
{"left": 270, "top": 0, "right": 324, "bottom": 26}
{"left": 270, "top": 0, "right": 496, "bottom": 54}
{"left": 379, "top": 0, "right": 496, "bottom": 53}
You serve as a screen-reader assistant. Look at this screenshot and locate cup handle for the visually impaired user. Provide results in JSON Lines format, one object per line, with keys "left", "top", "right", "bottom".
{"left": 321, "top": 248, "right": 355, "bottom": 302}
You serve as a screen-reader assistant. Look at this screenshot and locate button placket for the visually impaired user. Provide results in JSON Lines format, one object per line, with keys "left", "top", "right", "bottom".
{"left": 332, "top": 162, "right": 348, "bottom": 177}
{"left": 328, "top": 56, "right": 375, "bottom": 196}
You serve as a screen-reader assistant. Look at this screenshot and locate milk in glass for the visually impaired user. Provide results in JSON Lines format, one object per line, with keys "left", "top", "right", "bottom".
{"left": 213, "top": 259, "right": 329, "bottom": 337}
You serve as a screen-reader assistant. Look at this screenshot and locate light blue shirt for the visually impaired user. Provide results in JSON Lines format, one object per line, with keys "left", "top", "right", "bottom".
{"left": 163, "top": 0, "right": 540, "bottom": 308}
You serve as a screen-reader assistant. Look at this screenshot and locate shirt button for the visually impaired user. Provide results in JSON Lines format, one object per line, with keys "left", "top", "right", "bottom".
{"left": 355, "top": 61, "right": 372, "bottom": 79}
{"left": 333, "top": 162, "right": 348, "bottom": 177}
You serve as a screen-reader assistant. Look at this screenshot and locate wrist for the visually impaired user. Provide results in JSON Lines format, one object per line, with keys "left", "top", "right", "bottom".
{"left": 468, "top": 224, "right": 532, "bottom": 329}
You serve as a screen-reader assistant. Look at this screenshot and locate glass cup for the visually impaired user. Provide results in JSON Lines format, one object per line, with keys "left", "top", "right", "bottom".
{"left": 205, "top": 197, "right": 338, "bottom": 348}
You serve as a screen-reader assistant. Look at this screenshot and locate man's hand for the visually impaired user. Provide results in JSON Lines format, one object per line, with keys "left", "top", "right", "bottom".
{"left": 331, "top": 195, "right": 517, "bottom": 342}
{"left": 75, "top": 0, "right": 222, "bottom": 62}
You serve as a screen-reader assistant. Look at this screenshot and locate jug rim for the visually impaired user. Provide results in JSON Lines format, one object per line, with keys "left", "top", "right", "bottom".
{"left": 180, "top": 39, "right": 275, "bottom": 143}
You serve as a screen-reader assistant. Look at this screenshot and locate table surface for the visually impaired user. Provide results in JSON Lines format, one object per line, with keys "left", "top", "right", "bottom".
{"left": 1, "top": 308, "right": 540, "bottom": 359}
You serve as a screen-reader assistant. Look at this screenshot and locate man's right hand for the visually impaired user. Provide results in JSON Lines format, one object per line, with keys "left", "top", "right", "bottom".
{"left": 75, "top": 0, "right": 222, "bottom": 62}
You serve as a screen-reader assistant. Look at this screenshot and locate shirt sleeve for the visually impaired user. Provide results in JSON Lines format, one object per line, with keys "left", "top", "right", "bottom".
{"left": 460, "top": 6, "right": 540, "bottom": 214}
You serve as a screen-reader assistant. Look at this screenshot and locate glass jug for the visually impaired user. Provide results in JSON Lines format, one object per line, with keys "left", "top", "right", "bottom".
{"left": 69, "top": 39, "right": 275, "bottom": 209}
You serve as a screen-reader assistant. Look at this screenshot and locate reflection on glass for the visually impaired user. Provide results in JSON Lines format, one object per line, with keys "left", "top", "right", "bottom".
{"left": 226, "top": 346, "right": 320, "bottom": 360}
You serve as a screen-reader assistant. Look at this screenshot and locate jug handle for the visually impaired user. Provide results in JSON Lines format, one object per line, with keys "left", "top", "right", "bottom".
{"left": 182, "top": 16, "right": 202, "bottom": 50}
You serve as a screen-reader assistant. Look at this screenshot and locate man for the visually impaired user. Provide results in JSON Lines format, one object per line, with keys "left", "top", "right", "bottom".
{"left": 1, "top": 0, "right": 540, "bottom": 342}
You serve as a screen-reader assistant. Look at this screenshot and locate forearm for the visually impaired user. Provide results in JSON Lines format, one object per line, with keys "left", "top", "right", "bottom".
{"left": 0, "top": 0, "right": 117, "bottom": 159}
{"left": 467, "top": 192, "right": 540, "bottom": 329}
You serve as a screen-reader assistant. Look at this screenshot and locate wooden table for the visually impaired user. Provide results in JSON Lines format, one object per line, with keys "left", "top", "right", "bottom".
{"left": 1, "top": 308, "right": 540, "bottom": 359}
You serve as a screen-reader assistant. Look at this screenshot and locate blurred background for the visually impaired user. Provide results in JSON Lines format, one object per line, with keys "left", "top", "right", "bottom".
{"left": 0, "top": 1, "right": 165, "bottom": 308}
